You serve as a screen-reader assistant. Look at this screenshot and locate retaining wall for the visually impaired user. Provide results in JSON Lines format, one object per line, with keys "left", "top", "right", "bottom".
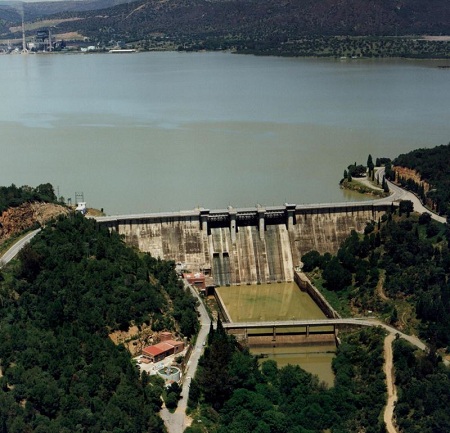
{"left": 294, "top": 271, "right": 340, "bottom": 319}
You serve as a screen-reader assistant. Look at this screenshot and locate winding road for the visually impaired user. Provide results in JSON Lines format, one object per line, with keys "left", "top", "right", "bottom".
{"left": 159, "top": 281, "right": 211, "bottom": 433}
{"left": 375, "top": 167, "right": 446, "bottom": 223}
{"left": 0, "top": 229, "right": 41, "bottom": 268}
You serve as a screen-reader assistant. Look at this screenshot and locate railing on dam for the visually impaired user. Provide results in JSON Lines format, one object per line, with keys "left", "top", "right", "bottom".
{"left": 222, "top": 318, "right": 377, "bottom": 330}
{"left": 95, "top": 201, "right": 395, "bottom": 237}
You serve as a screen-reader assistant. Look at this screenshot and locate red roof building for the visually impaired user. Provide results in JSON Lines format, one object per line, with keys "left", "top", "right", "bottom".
{"left": 142, "top": 340, "right": 185, "bottom": 363}
{"left": 183, "top": 272, "right": 206, "bottom": 289}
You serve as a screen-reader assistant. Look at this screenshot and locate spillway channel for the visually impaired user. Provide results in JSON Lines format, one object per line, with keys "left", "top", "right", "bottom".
{"left": 215, "top": 282, "right": 336, "bottom": 385}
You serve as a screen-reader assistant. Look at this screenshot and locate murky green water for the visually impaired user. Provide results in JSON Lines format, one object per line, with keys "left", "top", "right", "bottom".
{"left": 216, "top": 282, "right": 326, "bottom": 321}
{"left": 216, "top": 282, "right": 336, "bottom": 386}
{"left": 256, "top": 344, "right": 336, "bottom": 386}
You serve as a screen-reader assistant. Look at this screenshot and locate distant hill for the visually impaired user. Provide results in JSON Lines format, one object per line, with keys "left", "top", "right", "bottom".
{"left": 0, "top": 0, "right": 133, "bottom": 27}
{"left": 0, "top": 0, "right": 133, "bottom": 20}
{"left": 50, "top": 0, "right": 450, "bottom": 37}
{"left": 1, "top": 0, "right": 449, "bottom": 56}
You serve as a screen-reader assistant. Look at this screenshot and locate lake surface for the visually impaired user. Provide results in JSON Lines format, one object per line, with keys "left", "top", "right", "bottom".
{"left": 0, "top": 52, "right": 448, "bottom": 214}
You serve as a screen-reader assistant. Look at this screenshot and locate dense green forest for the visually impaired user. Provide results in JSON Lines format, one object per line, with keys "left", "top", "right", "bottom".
{"left": 186, "top": 321, "right": 386, "bottom": 433}
{"left": 0, "top": 184, "right": 58, "bottom": 214}
{"left": 387, "top": 144, "right": 450, "bottom": 216}
{"left": 393, "top": 338, "right": 450, "bottom": 433}
{"left": 0, "top": 213, "right": 198, "bottom": 432}
{"left": 221, "top": 36, "right": 449, "bottom": 59}
{"left": 302, "top": 208, "right": 450, "bottom": 347}
{"left": 301, "top": 206, "right": 450, "bottom": 432}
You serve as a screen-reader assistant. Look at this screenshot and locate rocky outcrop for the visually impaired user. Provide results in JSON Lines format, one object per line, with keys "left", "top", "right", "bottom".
{"left": 0, "top": 202, "right": 69, "bottom": 244}
{"left": 393, "top": 166, "right": 431, "bottom": 194}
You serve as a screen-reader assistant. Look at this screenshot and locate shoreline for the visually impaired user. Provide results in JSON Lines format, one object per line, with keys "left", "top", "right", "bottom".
{"left": 2, "top": 39, "right": 450, "bottom": 61}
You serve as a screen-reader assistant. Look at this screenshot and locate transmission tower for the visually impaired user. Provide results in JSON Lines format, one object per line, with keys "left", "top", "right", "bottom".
{"left": 75, "top": 192, "right": 84, "bottom": 204}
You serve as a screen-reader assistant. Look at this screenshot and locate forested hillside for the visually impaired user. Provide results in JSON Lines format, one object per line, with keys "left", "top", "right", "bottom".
{"left": 50, "top": 0, "right": 450, "bottom": 38}
{"left": 187, "top": 320, "right": 387, "bottom": 433}
{"left": 387, "top": 144, "right": 450, "bottom": 216}
{"left": 0, "top": 183, "right": 57, "bottom": 214}
{"left": 1, "top": 0, "right": 449, "bottom": 57}
{"left": 0, "top": 213, "right": 198, "bottom": 432}
{"left": 393, "top": 338, "right": 450, "bottom": 433}
{"left": 299, "top": 176, "right": 450, "bottom": 431}
{"left": 302, "top": 207, "right": 450, "bottom": 347}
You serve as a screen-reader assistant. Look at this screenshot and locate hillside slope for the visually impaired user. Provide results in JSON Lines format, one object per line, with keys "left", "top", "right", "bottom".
{"left": 2, "top": 0, "right": 449, "bottom": 43}
{"left": 55, "top": 0, "right": 450, "bottom": 38}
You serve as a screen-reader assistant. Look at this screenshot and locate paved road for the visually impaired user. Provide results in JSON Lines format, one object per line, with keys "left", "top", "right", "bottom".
{"left": 0, "top": 229, "right": 41, "bottom": 268}
{"left": 376, "top": 167, "right": 446, "bottom": 223}
{"left": 160, "top": 281, "right": 211, "bottom": 433}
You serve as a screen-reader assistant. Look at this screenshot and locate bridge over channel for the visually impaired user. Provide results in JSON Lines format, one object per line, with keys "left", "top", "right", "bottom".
{"left": 223, "top": 318, "right": 427, "bottom": 351}
{"left": 223, "top": 318, "right": 379, "bottom": 338}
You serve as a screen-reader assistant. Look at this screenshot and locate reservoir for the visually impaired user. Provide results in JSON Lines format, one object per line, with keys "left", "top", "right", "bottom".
{"left": 2, "top": 51, "right": 447, "bottom": 383}
{"left": 0, "top": 52, "right": 448, "bottom": 215}
{"left": 216, "top": 283, "right": 336, "bottom": 385}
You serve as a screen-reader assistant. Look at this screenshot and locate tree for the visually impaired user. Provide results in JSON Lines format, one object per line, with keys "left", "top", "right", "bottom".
{"left": 367, "top": 154, "right": 374, "bottom": 178}
{"left": 399, "top": 200, "right": 414, "bottom": 217}
{"left": 418, "top": 212, "right": 432, "bottom": 225}
{"left": 301, "top": 250, "right": 322, "bottom": 271}
{"left": 35, "top": 183, "right": 57, "bottom": 202}
{"left": 426, "top": 222, "right": 440, "bottom": 238}
{"left": 348, "top": 164, "right": 366, "bottom": 178}
{"left": 322, "top": 257, "right": 352, "bottom": 291}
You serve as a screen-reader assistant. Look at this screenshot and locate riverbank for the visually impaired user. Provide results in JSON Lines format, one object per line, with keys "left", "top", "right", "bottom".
{"left": 340, "top": 174, "right": 388, "bottom": 198}
{"left": 5, "top": 36, "right": 450, "bottom": 61}
{"left": 178, "top": 36, "right": 450, "bottom": 60}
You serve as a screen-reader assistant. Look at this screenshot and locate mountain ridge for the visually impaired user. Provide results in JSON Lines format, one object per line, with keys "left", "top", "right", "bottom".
{"left": 1, "top": 0, "right": 449, "bottom": 56}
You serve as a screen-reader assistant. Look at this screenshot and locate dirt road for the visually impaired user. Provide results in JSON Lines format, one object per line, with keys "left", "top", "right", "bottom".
{"left": 383, "top": 334, "right": 399, "bottom": 433}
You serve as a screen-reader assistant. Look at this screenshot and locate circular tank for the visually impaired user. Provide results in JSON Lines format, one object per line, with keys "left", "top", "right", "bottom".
{"left": 157, "top": 366, "right": 181, "bottom": 383}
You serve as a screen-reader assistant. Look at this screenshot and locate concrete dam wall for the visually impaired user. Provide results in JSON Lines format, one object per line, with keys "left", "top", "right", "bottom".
{"left": 97, "top": 203, "right": 391, "bottom": 285}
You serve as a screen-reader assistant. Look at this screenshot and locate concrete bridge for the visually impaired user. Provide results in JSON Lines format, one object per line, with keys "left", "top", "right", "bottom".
{"left": 96, "top": 201, "right": 395, "bottom": 285}
{"left": 222, "top": 318, "right": 427, "bottom": 351}
{"left": 223, "top": 318, "right": 372, "bottom": 340}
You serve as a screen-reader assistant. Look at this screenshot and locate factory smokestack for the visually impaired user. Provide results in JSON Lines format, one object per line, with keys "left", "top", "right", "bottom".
{"left": 21, "top": 4, "right": 28, "bottom": 53}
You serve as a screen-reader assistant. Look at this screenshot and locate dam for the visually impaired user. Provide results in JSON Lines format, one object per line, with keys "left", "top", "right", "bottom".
{"left": 96, "top": 201, "right": 392, "bottom": 384}
{"left": 97, "top": 202, "right": 391, "bottom": 285}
